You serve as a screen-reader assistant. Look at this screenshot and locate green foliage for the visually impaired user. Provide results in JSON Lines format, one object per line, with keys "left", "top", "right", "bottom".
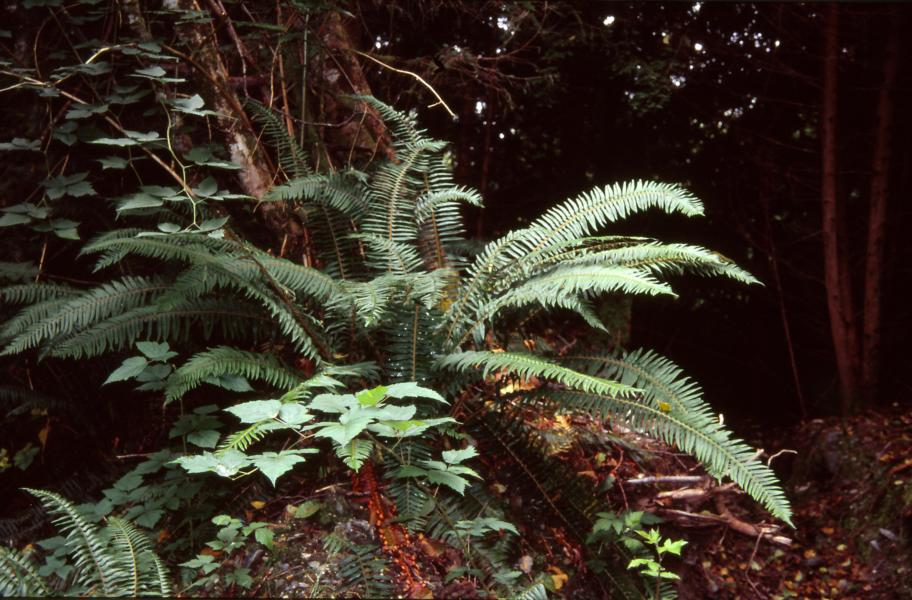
{"left": 0, "top": 16, "right": 791, "bottom": 593}
{"left": 0, "top": 489, "right": 170, "bottom": 597}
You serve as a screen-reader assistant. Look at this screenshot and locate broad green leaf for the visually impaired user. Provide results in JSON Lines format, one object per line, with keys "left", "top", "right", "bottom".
{"left": 441, "top": 446, "right": 478, "bottom": 464}
{"left": 369, "top": 404, "right": 416, "bottom": 421}
{"left": 104, "top": 356, "right": 148, "bottom": 384}
{"left": 250, "top": 450, "right": 308, "bottom": 486}
{"left": 385, "top": 382, "right": 447, "bottom": 403}
{"left": 277, "top": 402, "right": 311, "bottom": 425}
{"left": 426, "top": 470, "right": 469, "bottom": 495}
{"left": 136, "top": 340, "right": 177, "bottom": 361}
{"left": 356, "top": 385, "right": 387, "bottom": 406}
{"left": 292, "top": 500, "right": 322, "bottom": 519}
{"left": 97, "top": 156, "right": 129, "bottom": 170}
{"left": 309, "top": 393, "right": 357, "bottom": 413}
{"left": 226, "top": 400, "right": 282, "bottom": 423}
{"left": 0, "top": 213, "right": 31, "bottom": 227}
{"left": 187, "top": 429, "right": 220, "bottom": 449}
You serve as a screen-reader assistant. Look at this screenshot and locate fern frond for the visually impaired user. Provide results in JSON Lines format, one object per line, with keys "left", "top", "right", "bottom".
{"left": 23, "top": 488, "right": 117, "bottom": 595}
{"left": 1, "top": 277, "right": 168, "bottom": 356}
{"left": 247, "top": 98, "right": 311, "bottom": 178}
{"left": 336, "top": 543, "right": 395, "bottom": 598}
{"left": 106, "top": 516, "right": 171, "bottom": 596}
{"left": 49, "top": 297, "right": 272, "bottom": 359}
{"left": 559, "top": 349, "right": 793, "bottom": 525}
{"left": 1, "top": 282, "right": 78, "bottom": 305}
{"left": 165, "top": 346, "right": 306, "bottom": 403}
{"left": 0, "top": 546, "right": 51, "bottom": 597}
{"left": 573, "top": 241, "right": 760, "bottom": 285}
{"left": 436, "top": 351, "right": 639, "bottom": 398}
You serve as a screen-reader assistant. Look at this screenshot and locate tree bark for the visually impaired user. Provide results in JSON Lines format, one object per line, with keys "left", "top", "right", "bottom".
{"left": 821, "top": 5, "right": 862, "bottom": 413}
{"left": 173, "top": 0, "right": 306, "bottom": 257}
{"left": 861, "top": 16, "right": 901, "bottom": 404}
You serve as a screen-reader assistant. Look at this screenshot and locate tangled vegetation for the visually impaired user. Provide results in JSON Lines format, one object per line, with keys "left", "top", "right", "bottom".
{"left": 0, "top": 2, "right": 799, "bottom": 597}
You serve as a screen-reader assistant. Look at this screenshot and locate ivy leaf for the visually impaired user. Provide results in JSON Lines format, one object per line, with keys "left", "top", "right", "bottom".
{"left": 226, "top": 400, "right": 281, "bottom": 423}
{"left": 385, "top": 382, "right": 447, "bottom": 403}
{"left": 249, "top": 450, "right": 309, "bottom": 486}
{"left": 104, "top": 356, "right": 148, "bottom": 384}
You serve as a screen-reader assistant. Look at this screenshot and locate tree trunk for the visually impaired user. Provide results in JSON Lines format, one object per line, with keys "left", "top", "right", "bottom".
{"left": 861, "top": 16, "right": 901, "bottom": 404}
{"left": 821, "top": 4, "right": 862, "bottom": 413}
{"left": 174, "top": 0, "right": 307, "bottom": 258}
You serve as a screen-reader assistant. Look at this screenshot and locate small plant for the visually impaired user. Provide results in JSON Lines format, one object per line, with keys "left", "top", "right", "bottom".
{"left": 178, "top": 514, "right": 273, "bottom": 592}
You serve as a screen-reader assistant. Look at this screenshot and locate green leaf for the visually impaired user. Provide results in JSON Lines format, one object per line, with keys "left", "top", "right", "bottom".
{"left": 441, "top": 446, "right": 478, "bottom": 464}
{"left": 292, "top": 500, "right": 322, "bottom": 519}
{"left": 0, "top": 138, "right": 41, "bottom": 152}
{"left": 385, "top": 382, "right": 447, "bottom": 403}
{"left": 104, "top": 356, "right": 148, "bottom": 384}
{"left": 277, "top": 402, "right": 311, "bottom": 425}
{"left": 226, "top": 400, "right": 282, "bottom": 423}
{"left": 0, "top": 213, "right": 32, "bottom": 227}
{"left": 426, "top": 470, "right": 469, "bottom": 495}
{"left": 187, "top": 429, "right": 220, "bottom": 449}
{"left": 133, "top": 65, "right": 166, "bottom": 78}
{"left": 136, "top": 340, "right": 177, "bottom": 361}
{"left": 356, "top": 385, "right": 388, "bottom": 406}
{"left": 253, "top": 527, "right": 274, "bottom": 548}
{"left": 309, "top": 393, "right": 357, "bottom": 413}
{"left": 250, "top": 450, "right": 308, "bottom": 486}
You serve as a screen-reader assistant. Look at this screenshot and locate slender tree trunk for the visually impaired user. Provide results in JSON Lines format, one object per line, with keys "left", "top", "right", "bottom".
{"left": 821, "top": 4, "right": 862, "bottom": 413}
{"left": 861, "top": 16, "right": 901, "bottom": 403}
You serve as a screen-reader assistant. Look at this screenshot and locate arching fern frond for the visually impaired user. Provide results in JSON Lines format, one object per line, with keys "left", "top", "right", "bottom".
{"left": 558, "top": 349, "right": 793, "bottom": 525}
{"left": 0, "top": 277, "right": 168, "bottom": 356}
{"left": 436, "top": 351, "right": 639, "bottom": 398}
{"left": 165, "top": 346, "right": 307, "bottom": 403}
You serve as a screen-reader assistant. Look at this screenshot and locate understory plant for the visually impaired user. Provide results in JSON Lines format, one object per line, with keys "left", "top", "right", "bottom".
{"left": 0, "top": 2, "right": 791, "bottom": 596}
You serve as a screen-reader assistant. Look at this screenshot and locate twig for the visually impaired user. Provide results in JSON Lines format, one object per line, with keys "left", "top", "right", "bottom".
{"left": 624, "top": 475, "right": 707, "bottom": 486}
{"left": 353, "top": 50, "right": 457, "bottom": 119}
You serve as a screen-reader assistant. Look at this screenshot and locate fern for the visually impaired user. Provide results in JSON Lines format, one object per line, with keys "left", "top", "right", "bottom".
{"left": 437, "top": 350, "right": 639, "bottom": 398}
{"left": 0, "top": 545, "right": 51, "bottom": 597}
{"left": 561, "top": 349, "right": 793, "bottom": 525}
{"left": 0, "top": 277, "right": 168, "bottom": 356}
{"left": 165, "top": 346, "right": 307, "bottom": 403}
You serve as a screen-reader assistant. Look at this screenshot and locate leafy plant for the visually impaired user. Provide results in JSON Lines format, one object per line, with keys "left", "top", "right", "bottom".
{"left": 0, "top": 489, "right": 170, "bottom": 597}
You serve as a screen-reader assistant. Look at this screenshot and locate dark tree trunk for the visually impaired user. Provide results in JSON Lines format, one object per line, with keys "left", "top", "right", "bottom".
{"left": 861, "top": 15, "right": 901, "bottom": 404}
{"left": 821, "top": 4, "right": 862, "bottom": 413}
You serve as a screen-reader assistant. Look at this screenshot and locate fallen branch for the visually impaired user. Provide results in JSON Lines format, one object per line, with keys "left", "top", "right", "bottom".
{"left": 624, "top": 475, "right": 707, "bottom": 486}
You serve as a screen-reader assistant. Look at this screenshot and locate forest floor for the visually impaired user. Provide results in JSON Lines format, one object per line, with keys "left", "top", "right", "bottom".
{"left": 180, "top": 405, "right": 912, "bottom": 599}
